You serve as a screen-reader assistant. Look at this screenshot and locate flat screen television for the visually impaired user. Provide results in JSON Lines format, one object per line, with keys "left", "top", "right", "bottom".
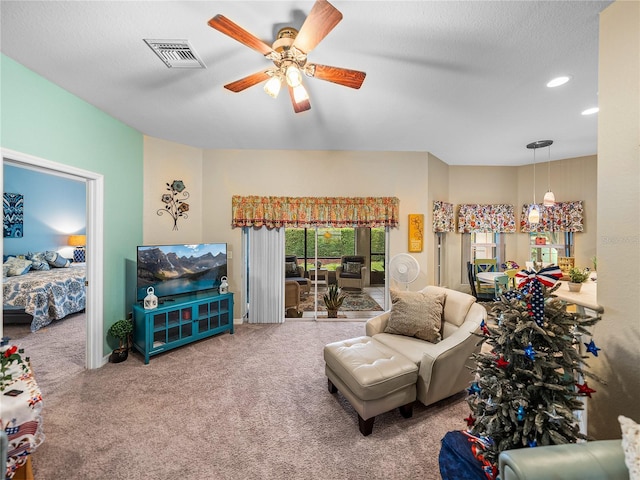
{"left": 136, "top": 243, "right": 227, "bottom": 301}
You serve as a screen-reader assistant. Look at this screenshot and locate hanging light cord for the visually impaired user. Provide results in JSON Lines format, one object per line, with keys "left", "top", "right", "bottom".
{"left": 547, "top": 145, "right": 552, "bottom": 191}
{"left": 532, "top": 147, "right": 536, "bottom": 204}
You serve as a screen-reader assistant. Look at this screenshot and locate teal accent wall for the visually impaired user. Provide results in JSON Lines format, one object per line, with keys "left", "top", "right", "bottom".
{"left": 3, "top": 164, "right": 86, "bottom": 256}
{"left": 1, "top": 54, "right": 143, "bottom": 356}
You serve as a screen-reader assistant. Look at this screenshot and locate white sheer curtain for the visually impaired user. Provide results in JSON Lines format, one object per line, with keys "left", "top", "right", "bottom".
{"left": 247, "top": 227, "right": 285, "bottom": 323}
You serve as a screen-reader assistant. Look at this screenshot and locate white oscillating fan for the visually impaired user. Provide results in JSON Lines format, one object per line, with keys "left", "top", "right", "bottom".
{"left": 389, "top": 254, "right": 420, "bottom": 289}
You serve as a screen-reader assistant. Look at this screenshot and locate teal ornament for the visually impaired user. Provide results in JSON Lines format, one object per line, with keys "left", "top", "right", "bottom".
{"left": 517, "top": 405, "right": 525, "bottom": 421}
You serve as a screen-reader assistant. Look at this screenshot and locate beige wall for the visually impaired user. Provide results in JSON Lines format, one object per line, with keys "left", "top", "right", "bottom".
{"left": 199, "top": 150, "right": 433, "bottom": 308}
{"left": 143, "top": 136, "right": 203, "bottom": 244}
{"left": 443, "top": 157, "right": 597, "bottom": 291}
{"left": 593, "top": 0, "right": 640, "bottom": 438}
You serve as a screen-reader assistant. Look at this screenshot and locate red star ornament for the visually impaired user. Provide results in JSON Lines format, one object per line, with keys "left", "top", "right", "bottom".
{"left": 464, "top": 414, "right": 476, "bottom": 426}
{"left": 576, "top": 382, "right": 596, "bottom": 397}
{"left": 496, "top": 356, "right": 510, "bottom": 369}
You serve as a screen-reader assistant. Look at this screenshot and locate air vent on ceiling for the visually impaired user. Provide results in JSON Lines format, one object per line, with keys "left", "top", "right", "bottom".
{"left": 143, "top": 39, "right": 206, "bottom": 69}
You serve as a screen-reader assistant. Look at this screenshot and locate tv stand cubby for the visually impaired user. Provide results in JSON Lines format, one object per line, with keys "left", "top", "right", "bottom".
{"left": 132, "top": 291, "right": 233, "bottom": 364}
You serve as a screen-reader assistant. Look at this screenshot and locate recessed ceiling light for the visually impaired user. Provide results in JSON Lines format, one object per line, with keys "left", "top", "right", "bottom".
{"left": 581, "top": 107, "right": 599, "bottom": 115}
{"left": 547, "top": 76, "right": 571, "bottom": 88}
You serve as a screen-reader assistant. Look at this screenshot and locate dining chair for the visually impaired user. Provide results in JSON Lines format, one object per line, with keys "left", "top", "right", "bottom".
{"left": 467, "top": 261, "right": 494, "bottom": 302}
{"left": 494, "top": 274, "right": 510, "bottom": 300}
{"left": 474, "top": 259, "right": 497, "bottom": 297}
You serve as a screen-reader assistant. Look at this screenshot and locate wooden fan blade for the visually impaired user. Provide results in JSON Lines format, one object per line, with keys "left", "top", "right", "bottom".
{"left": 288, "top": 85, "right": 311, "bottom": 113}
{"left": 224, "top": 70, "right": 271, "bottom": 93}
{"left": 292, "top": 0, "right": 343, "bottom": 54}
{"left": 208, "top": 15, "right": 275, "bottom": 57}
{"left": 309, "top": 64, "right": 366, "bottom": 89}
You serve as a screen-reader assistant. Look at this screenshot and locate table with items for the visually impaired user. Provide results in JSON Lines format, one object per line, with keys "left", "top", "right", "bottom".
{"left": 0, "top": 342, "right": 44, "bottom": 479}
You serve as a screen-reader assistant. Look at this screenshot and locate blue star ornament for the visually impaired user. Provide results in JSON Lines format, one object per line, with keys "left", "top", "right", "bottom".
{"left": 467, "top": 382, "right": 481, "bottom": 395}
{"left": 524, "top": 343, "right": 536, "bottom": 361}
{"left": 585, "top": 339, "right": 601, "bottom": 357}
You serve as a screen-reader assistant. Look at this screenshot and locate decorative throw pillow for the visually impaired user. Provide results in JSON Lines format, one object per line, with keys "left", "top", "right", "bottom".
{"left": 285, "top": 261, "right": 298, "bottom": 277}
{"left": 3, "top": 256, "right": 33, "bottom": 276}
{"left": 27, "top": 252, "right": 51, "bottom": 271}
{"left": 384, "top": 289, "right": 445, "bottom": 343}
{"left": 619, "top": 415, "right": 640, "bottom": 480}
{"left": 345, "top": 262, "right": 361, "bottom": 274}
{"left": 44, "top": 250, "right": 70, "bottom": 268}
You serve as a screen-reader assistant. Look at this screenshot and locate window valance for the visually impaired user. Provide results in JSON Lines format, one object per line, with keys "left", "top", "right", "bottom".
{"left": 432, "top": 201, "right": 455, "bottom": 232}
{"left": 457, "top": 204, "right": 516, "bottom": 233}
{"left": 231, "top": 195, "right": 400, "bottom": 229}
{"left": 520, "top": 201, "right": 584, "bottom": 233}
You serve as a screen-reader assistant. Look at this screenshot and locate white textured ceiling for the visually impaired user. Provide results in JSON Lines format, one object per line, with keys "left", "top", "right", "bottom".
{"left": 0, "top": 1, "right": 612, "bottom": 165}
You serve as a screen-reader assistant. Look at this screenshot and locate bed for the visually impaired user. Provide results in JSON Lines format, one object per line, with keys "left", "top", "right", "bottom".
{"left": 3, "top": 263, "right": 86, "bottom": 332}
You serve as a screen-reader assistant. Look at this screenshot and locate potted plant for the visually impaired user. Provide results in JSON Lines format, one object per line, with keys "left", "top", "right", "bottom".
{"left": 108, "top": 319, "right": 133, "bottom": 363}
{"left": 567, "top": 267, "right": 590, "bottom": 292}
{"left": 323, "top": 284, "right": 346, "bottom": 318}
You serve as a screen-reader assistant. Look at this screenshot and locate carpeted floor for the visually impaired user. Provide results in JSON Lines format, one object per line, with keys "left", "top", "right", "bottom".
{"left": 299, "top": 287, "right": 383, "bottom": 312}
{"left": 3, "top": 315, "right": 471, "bottom": 480}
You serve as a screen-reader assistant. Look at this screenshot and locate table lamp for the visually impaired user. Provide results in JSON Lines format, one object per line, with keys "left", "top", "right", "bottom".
{"left": 68, "top": 234, "right": 86, "bottom": 263}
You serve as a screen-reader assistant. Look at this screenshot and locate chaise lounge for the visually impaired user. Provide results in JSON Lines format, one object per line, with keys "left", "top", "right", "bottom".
{"left": 324, "top": 286, "right": 486, "bottom": 435}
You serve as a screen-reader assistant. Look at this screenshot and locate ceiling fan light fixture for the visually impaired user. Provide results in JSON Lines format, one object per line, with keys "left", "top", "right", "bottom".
{"left": 285, "top": 65, "right": 302, "bottom": 87}
{"left": 264, "top": 75, "right": 282, "bottom": 98}
{"left": 293, "top": 84, "right": 309, "bottom": 103}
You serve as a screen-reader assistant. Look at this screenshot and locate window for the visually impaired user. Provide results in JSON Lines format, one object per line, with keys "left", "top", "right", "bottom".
{"left": 461, "top": 232, "right": 505, "bottom": 283}
{"left": 529, "top": 232, "right": 574, "bottom": 264}
{"left": 284, "top": 227, "right": 355, "bottom": 272}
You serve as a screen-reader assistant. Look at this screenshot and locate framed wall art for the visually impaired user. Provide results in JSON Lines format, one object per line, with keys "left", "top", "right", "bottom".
{"left": 408, "top": 213, "right": 424, "bottom": 252}
{"left": 3, "top": 192, "right": 24, "bottom": 238}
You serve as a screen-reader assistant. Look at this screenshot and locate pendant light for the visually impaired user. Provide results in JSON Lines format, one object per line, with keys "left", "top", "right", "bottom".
{"left": 525, "top": 140, "right": 553, "bottom": 224}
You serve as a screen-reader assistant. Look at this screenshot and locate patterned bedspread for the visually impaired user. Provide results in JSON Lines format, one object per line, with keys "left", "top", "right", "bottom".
{"left": 3, "top": 265, "right": 86, "bottom": 332}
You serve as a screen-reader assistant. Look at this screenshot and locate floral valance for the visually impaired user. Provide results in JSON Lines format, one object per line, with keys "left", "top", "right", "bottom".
{"left": 432, "top": 201, "right": 455, "bottom": 232}
{"left": 520, "top": 201, "right": 584, "bottom": 233}
{"left": 231, "top": 196, "right": 400, "bottom": 229}
{"left": 457, "top": 204, "right": 516, "bottom": 233}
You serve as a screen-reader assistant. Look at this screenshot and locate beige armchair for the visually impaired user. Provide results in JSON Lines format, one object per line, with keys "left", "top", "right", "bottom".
{"left": 336, "top": 255, "right": 368, "bottom": 290}
{"left": 365, "top": 286, "right": 486, "bottom": 407}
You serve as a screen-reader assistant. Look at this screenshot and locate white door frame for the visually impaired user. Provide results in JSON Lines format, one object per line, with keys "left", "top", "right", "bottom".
{"left": 1, "top": 148, "right": 104, "bottom": 369}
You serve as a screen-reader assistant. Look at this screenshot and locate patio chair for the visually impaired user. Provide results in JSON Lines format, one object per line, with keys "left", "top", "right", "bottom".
{"left": 285, "top": 255, "right": 311, "bottom": 295}
{"left": 336, "top": 255, "right": 367, "bottom": 291}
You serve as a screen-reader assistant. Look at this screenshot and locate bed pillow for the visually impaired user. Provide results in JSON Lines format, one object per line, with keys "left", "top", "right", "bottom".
{"left": 44, "top": 250, "right": 70, "bottom": 268}
{"left": 26, "top": 252, "right": 51, "bottom": 271}
{"left": 3, "top": 256, "right": 33, "bottom": 277}
{"left": 384, "top": 289, "right": 445, "bottom": 343}
{"left": 619, "top": 415, "right": 640, "bottom": 480}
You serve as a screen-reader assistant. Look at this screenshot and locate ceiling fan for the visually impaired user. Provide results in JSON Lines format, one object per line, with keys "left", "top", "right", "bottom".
{"left": 207, "top": 0, "right": 366, "bottom": 113}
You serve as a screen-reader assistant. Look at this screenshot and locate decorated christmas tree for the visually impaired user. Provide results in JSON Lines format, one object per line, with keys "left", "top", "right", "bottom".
{"left": 465, "top": 266, "right": 603, "bottom": 475}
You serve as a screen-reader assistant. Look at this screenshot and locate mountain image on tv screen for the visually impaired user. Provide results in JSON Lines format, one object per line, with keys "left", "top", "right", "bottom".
{"left": 137, "top": 243, "right": 227, "bottom": 300}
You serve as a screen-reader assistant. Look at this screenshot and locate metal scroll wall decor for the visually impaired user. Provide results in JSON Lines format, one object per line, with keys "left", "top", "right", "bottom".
{"left": 158, "top": 180, "right": 189, "bottom": 231}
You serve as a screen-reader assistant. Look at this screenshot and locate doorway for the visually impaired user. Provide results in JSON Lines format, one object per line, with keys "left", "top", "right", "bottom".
{"left": 1, "top": 148, "right": 104, "bottom": 369}
{"left": 284, "top": 226, "right": 388, "bottom": 320}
